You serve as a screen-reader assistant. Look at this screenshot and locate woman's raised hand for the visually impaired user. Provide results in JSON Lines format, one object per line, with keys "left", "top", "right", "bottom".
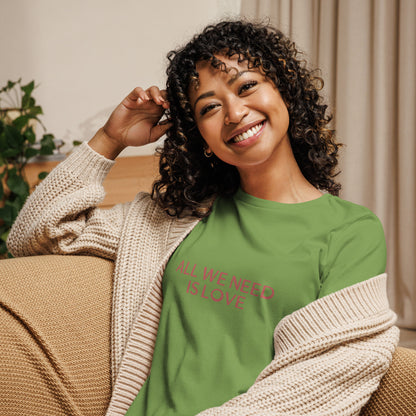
{"left": 89, "top": 86, "right": 172, "bottom": 159}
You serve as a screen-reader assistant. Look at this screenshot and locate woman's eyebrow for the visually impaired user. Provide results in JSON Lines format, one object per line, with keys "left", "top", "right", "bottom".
{"left": 193, "top": 91, "right": 215, "bottom": 110}
{"left": 193, "top": 70, "right": 252, "bottom": 110}
{"left": 227, "top": 70, "right": 250, "bottom": 85}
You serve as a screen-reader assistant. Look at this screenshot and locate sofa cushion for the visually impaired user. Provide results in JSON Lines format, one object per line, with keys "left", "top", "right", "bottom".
{"left": 0, "top": 255, "right": 114, "bottom": 416}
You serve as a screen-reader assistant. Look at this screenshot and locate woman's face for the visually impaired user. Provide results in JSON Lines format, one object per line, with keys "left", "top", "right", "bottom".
{"left": 188, "top": 55, "right": 291, "bottom": 173}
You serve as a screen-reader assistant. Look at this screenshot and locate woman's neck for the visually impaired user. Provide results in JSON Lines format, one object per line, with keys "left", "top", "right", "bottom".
{"left": 238, "top": 143, "right": 322, "bottom": 204}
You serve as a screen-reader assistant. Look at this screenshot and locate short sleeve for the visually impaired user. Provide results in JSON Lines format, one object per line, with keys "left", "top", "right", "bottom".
{"left": 318, "top": 211, "right": 387, "bottom": 298}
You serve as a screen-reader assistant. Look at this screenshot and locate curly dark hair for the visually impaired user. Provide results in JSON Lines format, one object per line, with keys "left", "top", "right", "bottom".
{"left": 151, "top": 19, "right": 343, "bottom": 217}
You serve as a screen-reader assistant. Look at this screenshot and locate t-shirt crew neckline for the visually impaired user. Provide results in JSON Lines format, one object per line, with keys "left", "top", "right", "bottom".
{"left": 234, "top": 187, "right": 330, "bottom": 209}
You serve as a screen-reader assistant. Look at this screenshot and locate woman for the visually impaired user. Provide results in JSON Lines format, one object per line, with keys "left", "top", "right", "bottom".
{"left": 7, "top": 20, "right": 398, "bottom": 415}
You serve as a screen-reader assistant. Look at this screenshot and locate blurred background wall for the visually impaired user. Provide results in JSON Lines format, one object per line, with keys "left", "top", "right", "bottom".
{"left": 0, "top": 0, "right": 241, "bottom": 156}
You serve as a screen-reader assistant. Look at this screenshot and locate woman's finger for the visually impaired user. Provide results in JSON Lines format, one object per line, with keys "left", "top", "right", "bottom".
{"left": 147, "top": 86, "right": 166, "bottom": 106}
{"left": 126, "top": 87, "right": 143, "bottom": 100}
{"left": 123, "top": 87, "right": 149, "bottom": 107}
{"left": 125, "top": 86, "right": 169, "bottom": 109}
{"left": 137, "top": 89, "right": 150, "bottom": 103}
{"left": 149, "top": 121, "right": 173, "bottom": 143}
{"left": 146, "top": 86, "right": 170, "bottom": 109}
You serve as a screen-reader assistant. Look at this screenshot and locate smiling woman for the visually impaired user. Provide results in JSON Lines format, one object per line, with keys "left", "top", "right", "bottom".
{"left": 5, "top": 19, "right": 398, "bottom": 416}
{"left": 153, "top": 20, "right": 341, "bottom": 217}
{"left": 188, "top": 56, "right": 305, "bottom": 200}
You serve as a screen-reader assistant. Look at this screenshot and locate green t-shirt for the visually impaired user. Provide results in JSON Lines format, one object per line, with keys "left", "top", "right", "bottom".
{"left": 125, "top": 189, "right": 386, "bottom": 415}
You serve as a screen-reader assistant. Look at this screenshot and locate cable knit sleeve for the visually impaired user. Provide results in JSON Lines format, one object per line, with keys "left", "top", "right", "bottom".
{"left": 7, "top": 142, "right": 129, "bottom": 260}
{"left": 195, "top": 274, "right": 399, "bottom": 416}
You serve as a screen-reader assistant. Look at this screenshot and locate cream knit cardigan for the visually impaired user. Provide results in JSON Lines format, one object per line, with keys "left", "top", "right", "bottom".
{"left": 8, "top": 143, "right": 399, "bottom": 416}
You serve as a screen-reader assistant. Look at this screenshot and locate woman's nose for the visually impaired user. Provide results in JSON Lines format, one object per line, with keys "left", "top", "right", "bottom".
{"left": 224, "top": 97, "right": 248, "bottom": 125}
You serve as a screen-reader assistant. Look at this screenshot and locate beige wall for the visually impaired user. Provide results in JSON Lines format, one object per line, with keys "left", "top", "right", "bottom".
{"left": 0, "top": 0, "right": 241, "bottom": 156}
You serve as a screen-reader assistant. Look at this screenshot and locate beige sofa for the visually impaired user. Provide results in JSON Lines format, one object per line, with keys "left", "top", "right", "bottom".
{"left": 0, "top": 255, "right": 415, "bottom": 416}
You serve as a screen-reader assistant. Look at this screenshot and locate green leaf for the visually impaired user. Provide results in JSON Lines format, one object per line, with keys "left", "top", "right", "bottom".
{"left": 4, "top": 124, "right": 24, "bottom": 147}
{"left": 25, "top": 147, "right": 39, "bottom": 159}
{"left": 12, "top": 114, "right": 30, "bottom": 131}
{"left": 41, "top": 133, "right": 55, "bottom": 143}
{"left": 0, "top": 238, "right": 7, "bottom": 255}
{"left": 72, "top": 140, "right": 83, "bottom": 146}
{"left": 0, "top": 224, "right": 8, "bottom": 236}
{"left": 5, "top": 80, "right": 16, "bottom": 91}
{"left": 0, "top": 205, "right": 17, "bottom": 227}
{"left": 6, "top": 173, "right": 29, "bottom": 198}
{"left": 20, "top": 80, "right": 36, "bottom": 109}
{"left": 21, "top": 80, "right": 35, "bottom": 97}
{"left": 40, "top": 133, "right": 55, "bottom": 155}
{"left": 22, "top": 95, "right": 36, "bottom": 109}
{"left": 14, "top": 194, "right": 28, "bottom": 210}
{"left": 0, "top": 132, "right": 6, "bottom": 152}
{"left": 0, "top": 79, "right": 19, "bottom": 95}
{"left": 38, "top": 171, "right": 48, "bottom": 180}
{"left": 28, "top": 105, "right": 43, "bottom": 117}
{"left": 2, "top": 148, "right": 20, "bottom": 158}
{"left": 5, "top": 195, "right": 26, "bottom": 212}
{"left": 0, "top": 178, "right": 3, "bottom": 199}
{"left": 1, "top": 228, "right": 10, "bottom": 242}
{"left": 24, "top": 126, "right": 36, "bottom": 143}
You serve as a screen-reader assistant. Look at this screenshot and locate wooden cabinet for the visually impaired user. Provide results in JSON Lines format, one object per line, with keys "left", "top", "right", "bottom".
{"left": 24, "top": 155, "right": 159, "bottom": 208}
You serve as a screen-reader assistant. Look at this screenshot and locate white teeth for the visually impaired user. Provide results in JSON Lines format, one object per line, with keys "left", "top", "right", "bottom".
{"left": 231, "top": 123, "right": 263, "bottom": 143}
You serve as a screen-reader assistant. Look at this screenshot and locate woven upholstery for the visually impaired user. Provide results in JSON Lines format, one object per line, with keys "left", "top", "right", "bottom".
{"left": 0, "top": 255, "right": 113, "bottom": 416}
{"left": 0, "top": 255, "right": 415, "bottom": 415}
{"left": 360, "top": 346, "right": 416, "bottom": 415}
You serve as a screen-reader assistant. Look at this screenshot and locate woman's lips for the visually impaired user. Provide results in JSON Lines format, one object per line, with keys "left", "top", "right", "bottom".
{"left": 227, "top": 121, "right": 266, "bottom": 147}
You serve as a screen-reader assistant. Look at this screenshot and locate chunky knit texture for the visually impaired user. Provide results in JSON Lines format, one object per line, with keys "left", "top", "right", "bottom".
{"left": 8, "top": 143, "right": 399, "bottom": 416}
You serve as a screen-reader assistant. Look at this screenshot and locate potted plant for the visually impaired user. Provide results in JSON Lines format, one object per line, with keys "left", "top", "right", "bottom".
{"left": 0, "top": 79, "right": 57, "bottom": 257}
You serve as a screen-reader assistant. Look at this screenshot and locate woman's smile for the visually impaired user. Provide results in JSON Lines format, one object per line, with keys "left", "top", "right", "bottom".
{"left": 226, "top": 120, "right": 266, "bottom": 147}
{"left": 189, "top": 55, "right": 292, "bottom": 172}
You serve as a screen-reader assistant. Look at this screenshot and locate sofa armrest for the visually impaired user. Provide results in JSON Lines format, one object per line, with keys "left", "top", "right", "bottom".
{"left": 360, "top": 346, "right": 416, "bottom": 415}
{"left": 0, "top": 255, "right": 114, "bottom": 416}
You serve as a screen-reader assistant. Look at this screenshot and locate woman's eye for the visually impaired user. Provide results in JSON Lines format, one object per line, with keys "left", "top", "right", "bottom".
{"left": 239, "top": 81, "right": 258, "bottom": 94}
{"left": 200, "top": 103, "right": 219, "bottom": 116}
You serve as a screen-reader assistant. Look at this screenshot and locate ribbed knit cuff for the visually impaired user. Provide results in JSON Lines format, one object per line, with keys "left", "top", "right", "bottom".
{"left": 58, "top": 142, "right": 115, "bottom": 184}
{"left": 274, "top": 273, "right": 395, "bottom": 354}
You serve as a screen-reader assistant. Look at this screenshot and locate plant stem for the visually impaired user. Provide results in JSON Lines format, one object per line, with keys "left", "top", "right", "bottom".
{"left": 13, "top": 84, "right": 20, "bottom": 108}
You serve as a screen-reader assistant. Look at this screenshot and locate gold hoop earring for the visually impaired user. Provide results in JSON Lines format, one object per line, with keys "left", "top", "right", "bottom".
{"left": 204, "top": 149, "right": 213, "bottom": 158}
